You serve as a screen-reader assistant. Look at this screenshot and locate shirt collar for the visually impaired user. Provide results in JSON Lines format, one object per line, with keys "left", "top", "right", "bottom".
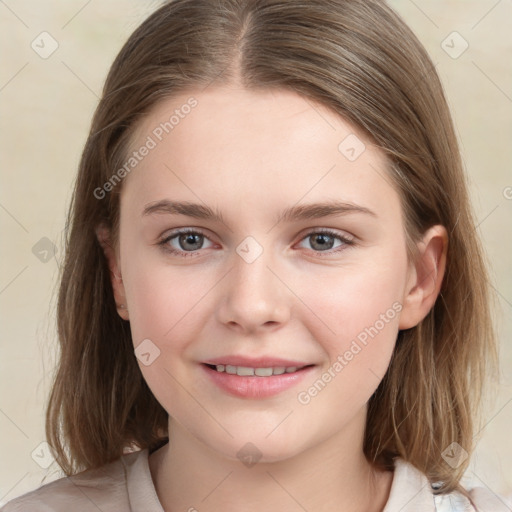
{"left": 383, "top": 458, "right": 437, "bottom": 511}
{"left": 124, "top": 448, "right": 164, "bottom": 511}
{"left": 125, "top": 449, "right": 454, "bottom": 512}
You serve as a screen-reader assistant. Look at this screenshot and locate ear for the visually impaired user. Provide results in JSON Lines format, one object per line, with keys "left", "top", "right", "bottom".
{"left": 398, "top": 225, "right": 448, "bottom": 330}
{"left": 96, "top": 223, "right": 129, "bottom": 321}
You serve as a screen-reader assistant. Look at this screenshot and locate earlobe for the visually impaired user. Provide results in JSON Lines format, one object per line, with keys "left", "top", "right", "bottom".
{"left": 95, "top": 224, "right": 130, "bottom": 321}
{"left": 398, "top": 225, "right": 448, "bottom": 330}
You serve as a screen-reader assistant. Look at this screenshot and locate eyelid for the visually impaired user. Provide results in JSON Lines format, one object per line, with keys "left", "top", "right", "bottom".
{"left": 296, "top": 226, "right": 355, "bottom": 243}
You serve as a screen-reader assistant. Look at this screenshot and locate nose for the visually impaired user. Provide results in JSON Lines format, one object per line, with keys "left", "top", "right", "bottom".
{"left": 215, "top": 245, "right": 291, "bottom": 334}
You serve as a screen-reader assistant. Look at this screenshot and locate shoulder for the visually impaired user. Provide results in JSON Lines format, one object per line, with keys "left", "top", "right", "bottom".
{"left": 385, "top": 458, "right": 512, "bottom": 512}
{"left": 0, "top": 450, "right": 144, "bottom": 512}
{"left": 433, "top": 486, "right": 512, "bottom": 512}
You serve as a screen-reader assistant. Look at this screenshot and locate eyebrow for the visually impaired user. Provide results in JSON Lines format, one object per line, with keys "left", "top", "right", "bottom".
{"left": 141, "top": 199, "right": 377, "bottom": 225}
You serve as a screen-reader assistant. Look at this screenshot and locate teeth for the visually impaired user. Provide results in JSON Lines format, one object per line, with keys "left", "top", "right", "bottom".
{"left": 255, "top": 367, "right": 273, "bottom": 377}
{"left": 214, "top": 364, "right": 302, "bottom": 376}
{"left": 237, "top": 366, "right": 254, "bottom": 376}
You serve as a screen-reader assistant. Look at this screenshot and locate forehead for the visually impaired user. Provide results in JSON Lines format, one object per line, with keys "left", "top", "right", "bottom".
{"left": 121, "top": 86, "right": 401, "bottom": 225}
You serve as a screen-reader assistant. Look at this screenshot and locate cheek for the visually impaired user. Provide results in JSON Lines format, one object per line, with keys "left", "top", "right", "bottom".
{"left": 303, "top": 252, "right": 405, "bottom": 338}
{"left": 121, "top": 239, "right": 217, "bottom": 347}
{"left": 295, "top": 254, "right": 407, "bottom": 398}
{"left": 122, "top": 262, "right": 215, "bottom": 416}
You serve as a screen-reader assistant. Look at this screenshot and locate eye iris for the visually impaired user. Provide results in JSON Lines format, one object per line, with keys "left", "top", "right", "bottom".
{"left": 179, "top": 233, "right": 203, "bottom": 251}
{"left": 310, "top": 233, "right": 334, "bottom": 251}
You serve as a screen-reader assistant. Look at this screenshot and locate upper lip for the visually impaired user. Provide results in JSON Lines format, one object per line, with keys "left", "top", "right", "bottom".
{"left": 203, "top": 356, "right": 313, "bottom": 368}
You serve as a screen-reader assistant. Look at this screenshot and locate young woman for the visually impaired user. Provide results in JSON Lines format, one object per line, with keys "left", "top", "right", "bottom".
{"left": 2, "top": 1, "right": 508, "bottom": 510}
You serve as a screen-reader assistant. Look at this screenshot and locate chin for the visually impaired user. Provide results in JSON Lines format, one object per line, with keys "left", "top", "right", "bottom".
{"left": 229, "top": 431, "right": 313, "bottom": 466}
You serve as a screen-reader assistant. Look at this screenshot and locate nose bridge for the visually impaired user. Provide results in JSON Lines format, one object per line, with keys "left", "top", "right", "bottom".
{"left": 215, "top": 235, "right": 290, "bottom": 331}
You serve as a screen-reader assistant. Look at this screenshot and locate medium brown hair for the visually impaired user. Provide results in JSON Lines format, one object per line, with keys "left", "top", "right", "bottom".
{"left": 46, "top": 0, "right": 498, "bottom": 495}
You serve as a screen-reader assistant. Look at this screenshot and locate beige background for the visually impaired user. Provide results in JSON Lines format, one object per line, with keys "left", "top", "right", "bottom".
{"left": 1, "top": 0, "right": 511, "bottom": 505}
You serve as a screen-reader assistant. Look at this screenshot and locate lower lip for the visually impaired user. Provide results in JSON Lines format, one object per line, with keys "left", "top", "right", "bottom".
{"left": 201, "top": 364, "right": 315, "bottom": 399}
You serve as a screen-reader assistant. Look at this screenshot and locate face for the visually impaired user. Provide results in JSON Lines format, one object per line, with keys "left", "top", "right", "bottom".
{"left": 106, "top": 86, "right": 422, "bottom": 462}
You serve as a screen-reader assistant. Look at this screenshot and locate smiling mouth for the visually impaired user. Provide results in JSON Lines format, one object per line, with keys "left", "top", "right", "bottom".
{"left": 203, "top": 363, "right": 314, "bottom": 377}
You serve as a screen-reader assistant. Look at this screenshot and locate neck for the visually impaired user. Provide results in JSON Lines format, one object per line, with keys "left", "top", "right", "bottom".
{"left": 149, "top": 407, "right": 393, "bottom": 512}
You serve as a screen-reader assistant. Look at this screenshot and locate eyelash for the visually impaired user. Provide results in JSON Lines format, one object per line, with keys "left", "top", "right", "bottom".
{"left": 157, "top": 227, "right": 355, "bottom": 258}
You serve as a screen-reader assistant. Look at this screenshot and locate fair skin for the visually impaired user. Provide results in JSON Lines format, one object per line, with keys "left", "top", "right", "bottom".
{"left": 97, "top": 86, "right": 447, "bottom": 512}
